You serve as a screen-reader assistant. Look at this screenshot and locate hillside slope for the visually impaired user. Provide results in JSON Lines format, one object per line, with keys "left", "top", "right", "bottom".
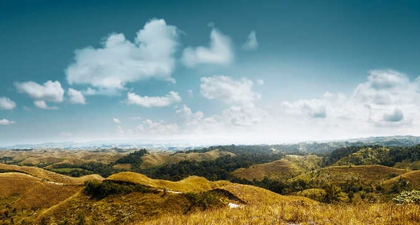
{"left": 0, "top": 163, "right": 103, "bottom": 185}
{"left": 139, "top": 149, "right": 236, "bottom": 169}
{"left": 232, "top": 155, "right": 321, "bottom": 181}
{"left": 0, "top": 172, "right": 82, "bottom": 224}
{"left": 31, "top": 171, "right": 315, "bottom": 224}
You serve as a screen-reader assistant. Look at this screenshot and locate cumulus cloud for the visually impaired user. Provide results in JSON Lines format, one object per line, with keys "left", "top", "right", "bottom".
{"left": 0, "top": 97, "right": 16, "bottom": 110}
{"left": 34, "top": 100, "right": 58, "bottom": 110}
{"left": 136, "top": 119, "right": 179, "bottom": 134}
{"left": 176, "top": 105, "right": 204, "bottom": 121}
{"left": 242, "top": 31, "right": 258, "bottom": 51}
{"left": 198, "top": 75, "right": 266, "bottom": 129}
{"left": 353, "top": 70, "right": 419, "bottom": 105}
{"left": 222, "top": 105, "right": 266, "bottom": 126}
{"left": 67, "top": 88, "right": 86, "bottom": 104}
{"left": 0, "top": 119, "right": 15, "bottom": 125}
{"left": 281, "top": 70, "right": 420, "bottom": 131}
{"left": 182, "top": 28, "right": 233, "bottom": 67}
{"left": 200, "top": 76, "right": 260, "bottom": 105}
{"left": 15, "top": 80, "right": 64, "bottom": 103}
{"left": 282, "top": 98, "right": 330, "bottom": 119}
{"left": 66, "top": 19, "right": 179, "bottom": 92}
{"left": 127, "top": 91, "right": 181, "bottom": 107}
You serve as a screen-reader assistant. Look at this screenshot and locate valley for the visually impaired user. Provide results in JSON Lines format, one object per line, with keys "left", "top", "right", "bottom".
{"left": 1, "top": 139, "right": 420, "bottom": 224}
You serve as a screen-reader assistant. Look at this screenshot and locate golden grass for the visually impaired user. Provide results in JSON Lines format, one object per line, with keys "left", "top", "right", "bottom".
{"left": 113, "top": 163, "right": 132, "bottom": 170}
{"left": 218, "top": 183, "right": 316, "bottom": 205}
{"left": 140, "top": 202, "right": 420, "bottom": 225}
{"left": 0, "top": 163, "right": 103, "bottom": 185}
{"left": 30, "top": 171, "right": 317, "bottom": 225}
{"left": 18, "top": 170, "right": 420, "bottom": 225}
{"left": 0, "top": 172, "right": 81, "bottom": 210}
{"left": 0, "top": 149, "right": 125, "bottom": 167}
{"left": 231, "top": 155, "right": 322, "bottom": 182}
{"left": 140, "top": 149, "right": 236, "bottom": 169}
{"left": 383, "top": 170, "right": 420, "bottom": 189}
{"left": 232, "top": 159, "right": 299, "bottom": 181}
{"left": 108, "top": 172, "right": 315, "bottom": 205}
{"left": 293, "top": 165, "right": 408, "bottom": 184}
{"left": 107, "top": 172, "right": 230, "bottom": 193}
{"left": 31, "top": 190, "right": 200, "bottom": 224}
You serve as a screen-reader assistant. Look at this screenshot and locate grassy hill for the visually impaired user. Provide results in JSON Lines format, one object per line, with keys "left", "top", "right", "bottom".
{"left": 232, "top": 155, "right": 321, "bottom": 181}
{"left": 139, "top": 149, "right": 236, "bottom": 169}
{"left": 0, "top": 172, "right": 82, "bottom": 224}
{"left": 383, "top": 170, "right": 420, "bottom": 191}
{"left": 29, "top": 171, "right": 315, "bottom": 224}
{"left": 294, "top": 165, "right": 407, "bottom": 184}
{"left": 334, "top": 146, "right": 393, "bottom": 166}
{"left": 0, "top": 163, "right": 103, "bottom": 185}
{"left": 2, "top": 161, "right": 420, "bottom": 224}
{"left": 0, "top": 149, "right": 125, "bottom": 167}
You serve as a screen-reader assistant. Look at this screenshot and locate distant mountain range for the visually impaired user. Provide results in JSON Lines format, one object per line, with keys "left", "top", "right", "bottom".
{"left": 2, "top": 135, "right": 420, "bottom": 151}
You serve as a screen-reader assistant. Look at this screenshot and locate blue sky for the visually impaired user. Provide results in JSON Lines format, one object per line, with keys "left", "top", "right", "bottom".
{"left": 1, "top": 0, "right": 420, "bottom": 145}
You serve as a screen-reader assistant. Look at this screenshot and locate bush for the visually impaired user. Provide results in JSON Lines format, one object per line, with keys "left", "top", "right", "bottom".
{"left": 84, "top": 180, "right": 158, "bottom": 199}
{"left": 393, "top": 190, "right": 420, "bottom": 204}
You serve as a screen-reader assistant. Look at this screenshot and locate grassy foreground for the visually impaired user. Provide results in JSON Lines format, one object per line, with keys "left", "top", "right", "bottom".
{"left": 142, "top": 202, "right": 420, "bottom": 225}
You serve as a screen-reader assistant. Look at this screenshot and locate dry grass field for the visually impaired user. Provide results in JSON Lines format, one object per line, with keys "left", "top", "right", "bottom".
{"left": 141, "top": 201, "right": 420, "bottom": 225}
{"left": 0, "top": 149, "right": 126, "bottom": 167}
{"left": 139, "top": 149, "right": 236, "bottom": 169}
{"left": 293, "top": 165, "right": 408, "bottom": 184}
{"left": 1, "top": 164, "right": 420, "bottom": 225}
{"left": 0, "top": 163, "right": 103, "bottom": 185}
{"left": 231, "top": 155, "right": 322, "bottom": 181}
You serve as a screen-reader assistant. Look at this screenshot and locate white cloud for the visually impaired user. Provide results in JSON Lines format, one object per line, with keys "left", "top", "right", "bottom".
{"left": 353, "top": 70, "right": 419, "bottom": 105}
{"left": 200, "top": 75, "right": 261, "bottom": 105}
{"left": 0, "top": 97, "right": 16, "bottom": 110}
{"left": 281, "top": 70, "right": 420, "bottom": 135}
{"left": 176, "top": 105, "right": 204, "bottom": 121}
{"left": 127, "top": 91, "right": 181, "bottom": 107}
{"left": 113, "top": 118, "right": 121, "bottom": 124}
{"left": 67, "top": 88, "right": 86, "bottom": 104}
{"left": 66, "top": 18, "right": 179, "bottom": 91}
{"left": 222, "top": 105, "right": 266, "bottom": 126}
{"left": 15, "top": 80, "right": 64, "bottom": 103}
{"left": 136, "top": 119, "right": 179, "bottom": 134}
{"left": 182, "top": 28, "right": 233, "bottom": 67}
{"left": 0, "top": 119, "right": 15, "bottom": 125}
{"left": 256, "top": 79, "right": 264, "bottom": 85}
{"left": 242, "top": 31, "right": 258, "bottom": 51}
{"left": 282, "top": 97, "right": 331, "bottom": 119}
{"left": 34, "top": 100, "right": 58, "bottom": 110}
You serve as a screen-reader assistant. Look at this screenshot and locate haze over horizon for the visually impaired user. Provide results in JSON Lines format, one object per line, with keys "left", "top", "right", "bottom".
{"left": 1, "top": 1, "right": 420, "bottom": 146}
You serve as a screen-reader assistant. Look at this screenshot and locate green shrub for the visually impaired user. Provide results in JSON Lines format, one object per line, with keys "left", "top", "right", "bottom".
{"left": 83, "top": 180, "right": 158, "bottom": 199}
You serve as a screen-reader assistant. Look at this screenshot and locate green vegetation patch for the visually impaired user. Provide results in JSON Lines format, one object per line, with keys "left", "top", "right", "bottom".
{"left": 84, "top": 180, "right": 159, "bottom": 199}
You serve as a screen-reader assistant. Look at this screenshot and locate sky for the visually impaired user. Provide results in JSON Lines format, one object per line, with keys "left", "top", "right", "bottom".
{"left": 1, "top": 0, "right": 420, "bottom": 146}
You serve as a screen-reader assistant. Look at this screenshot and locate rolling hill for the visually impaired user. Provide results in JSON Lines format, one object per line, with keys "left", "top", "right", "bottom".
{"left": 29, "top": 171, "right": 315, "bottom": 224}
{"left": 231, "top": 155, "right": 322, "bottom": 181}
{"left": 0, "top": 163, "right": 103, "bottom": 185}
